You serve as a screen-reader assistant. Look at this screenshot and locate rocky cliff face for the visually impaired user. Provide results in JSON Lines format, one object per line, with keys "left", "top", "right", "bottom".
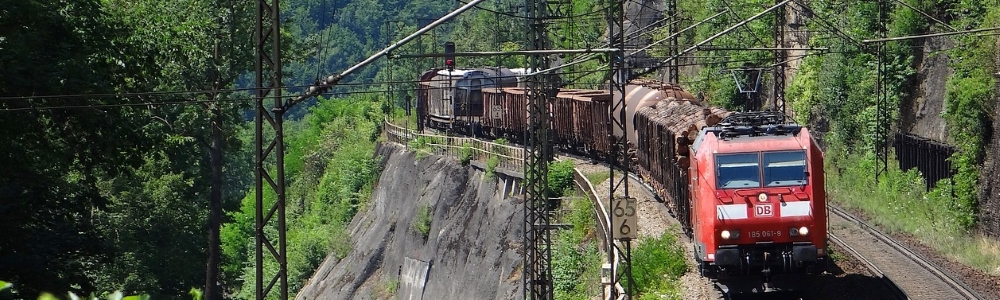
{"left": 978, "top": 37, "right": 1000, "bottom": 238}
{"left": 900, "top": 36, "right": 953, "bottom": 142}
{"left": 295, "top": 143, "right": 525, "bottom": 300}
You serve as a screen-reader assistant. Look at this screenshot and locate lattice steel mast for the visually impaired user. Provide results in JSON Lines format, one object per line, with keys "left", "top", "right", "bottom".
{"left": 606, "top": 0, "right": 633, "bottom": 299}
{"left": 875, "top": 0, "right": 889, "bottom": 181}
{"left": 667, "top": 0, "right": 679, "bottom": 84}
{"left": 523, "top": 0, "right": 556, "bottom": 298}
{"left": 255, "top": 0, "right": 287, "bottom": 298}
{"left": 773, "top": 0, "right": 786, "bottom": 115}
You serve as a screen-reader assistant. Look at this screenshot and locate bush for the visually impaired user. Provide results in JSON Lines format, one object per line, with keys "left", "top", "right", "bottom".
{"left": 459, "top": 143, "right": 474, "bottom": 166}
{"left": 413, "top": 204, "right": 432, "bottom": 239}
{"left": 632, "top": 232, "right": 687, "bottom": 296}
{"left": 485, "top": 155, "right": 500, "bottom": 178}
{"left": 551, "top": 190, "right": 603, "bottom": 300}
{"left": 548, "top": 160, "right": 575, "bottom": 198}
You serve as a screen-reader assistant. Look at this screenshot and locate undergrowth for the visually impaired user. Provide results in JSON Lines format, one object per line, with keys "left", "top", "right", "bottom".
{"left": 632, "top": 231, "right": 687, "bottom": 300}
{"left": 826, "top": 147, "right": 1000, "bottom": 276}
{"left": 552, "top": 190, "right": 603, "bottom": 300}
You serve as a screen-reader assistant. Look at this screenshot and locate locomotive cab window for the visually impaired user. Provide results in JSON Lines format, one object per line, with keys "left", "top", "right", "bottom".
{"left": 716, "top": 153, "right": 761, "bottom": 188}
{"left": 763, "top": 151, "right": 807, "bottom": 187}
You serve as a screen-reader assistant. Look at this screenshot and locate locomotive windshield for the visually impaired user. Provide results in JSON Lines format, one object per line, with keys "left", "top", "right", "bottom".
{"left": 763, "top": 151, "right": 807, "bottom": 187}
{"left": 716, "top": 151, "right": 808, "bottom": 188}
{"left": 716, "top": 153, "right": 761, "bottom": 188}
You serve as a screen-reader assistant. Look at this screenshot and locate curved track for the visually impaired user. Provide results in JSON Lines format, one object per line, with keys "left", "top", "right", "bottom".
{"left": 828, "top": 205, "right": 982, "bottom": 299}
{"left": 827, "top": 232, "right": 907, "bottom": 300}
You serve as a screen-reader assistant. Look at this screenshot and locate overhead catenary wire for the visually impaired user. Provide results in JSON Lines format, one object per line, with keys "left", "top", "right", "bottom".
{"left": 290, "top": 0, "right": 492, "bottom": 107}
{"left": 889, "top": 0, "right": 957, "bottom": 32}
{"left": 632, "top": 0, "right": 792, "bottom": 79}
{"left": 11, "top": 0, "right": 865, "bottom": 110}
{"left": 5, "top": 49, "right": 834, "bottom": 112}
{"left": 862, "top": 26, "right": 1000, "bottom": 43}
{"left": 788, "top": 0, "right": 864, "bottom": 46}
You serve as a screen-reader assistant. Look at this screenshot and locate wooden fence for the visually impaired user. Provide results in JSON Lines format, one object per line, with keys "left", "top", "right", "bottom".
{"left": 383, "top": 119, "right": 525, "bottom": 173}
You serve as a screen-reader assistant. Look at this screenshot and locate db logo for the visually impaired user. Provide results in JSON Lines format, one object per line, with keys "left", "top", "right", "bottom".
{"left": 755, "top": 204, "right": 773, "bottom": 217}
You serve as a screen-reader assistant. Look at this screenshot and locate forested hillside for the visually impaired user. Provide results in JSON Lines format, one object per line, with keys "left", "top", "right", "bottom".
{"left": 2, "top": 0, "right": 999, "bottom": 299}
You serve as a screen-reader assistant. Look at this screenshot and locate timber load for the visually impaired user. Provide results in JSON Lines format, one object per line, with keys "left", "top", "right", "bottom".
{"left": 633, "top": 96, "right": 729, "bottom": 211}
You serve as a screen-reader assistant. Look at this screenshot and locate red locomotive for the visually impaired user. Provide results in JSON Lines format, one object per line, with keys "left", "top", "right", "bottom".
{"left": 631, "top": 85, "right": 827, "bottom": 282}
{"left": 688, "top": 112, "right": 827, "bottom": 279}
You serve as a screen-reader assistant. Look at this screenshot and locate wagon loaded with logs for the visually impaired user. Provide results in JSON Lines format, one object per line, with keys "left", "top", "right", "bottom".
{"left": 633, "top": 93, "right": 729, "bottom": 233}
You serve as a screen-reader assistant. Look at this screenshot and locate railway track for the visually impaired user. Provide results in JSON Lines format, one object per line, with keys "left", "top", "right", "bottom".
{"left": 829, "top": 205, "right": 982, "bottom": 300}
{"left": 827, "top": 231, "right": 908, "bottom": 300}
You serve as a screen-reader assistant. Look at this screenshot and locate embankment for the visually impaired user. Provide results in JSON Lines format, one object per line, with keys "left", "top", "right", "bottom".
{"left": 295, "top": 143, "right": 525, "bottom": 300}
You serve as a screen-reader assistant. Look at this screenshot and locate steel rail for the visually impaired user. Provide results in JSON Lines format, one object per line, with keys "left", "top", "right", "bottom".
{"left": 829, "top": 205, "right": 982, "bottom": 299}
{"left": 827, "top": 232, "right": 909, "bottom": 300}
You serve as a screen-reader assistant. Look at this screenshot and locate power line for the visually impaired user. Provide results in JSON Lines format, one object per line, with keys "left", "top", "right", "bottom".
{"left": 788, "top": 0, "right": 863, "bottom": 46}
{"left": 0, "top": 98, "right": 246, "bottom": 112}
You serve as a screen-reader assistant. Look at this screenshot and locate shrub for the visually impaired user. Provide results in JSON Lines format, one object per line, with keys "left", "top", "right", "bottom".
{"left": 548, "top": 160, "right": 575, "bottom": 198}
{"left": 459, "top": 143, "right": 474, "bottom": 166}
{"left": 632, "top": 231, "right": 687, "bottom": 296}
{"left": 485, "top": 155, "right": 500, "bottom": 178}
{"left": 413, "top": 204, "right": 432, "bottom": 239}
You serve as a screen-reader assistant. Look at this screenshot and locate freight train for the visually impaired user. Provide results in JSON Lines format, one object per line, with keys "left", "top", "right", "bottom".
{"left": 415, "top": 67, "right": 827, "bottom": 282}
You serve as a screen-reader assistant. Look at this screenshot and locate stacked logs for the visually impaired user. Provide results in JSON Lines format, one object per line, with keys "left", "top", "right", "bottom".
{"left": 641, "top": 99, "right": 728, "bottom": 168}
{"left": 633, "top": 94, "right": 729, "bottom": 229}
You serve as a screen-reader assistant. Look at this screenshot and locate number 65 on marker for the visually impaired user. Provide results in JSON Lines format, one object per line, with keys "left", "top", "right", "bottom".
{"left": 611, "top": 197, "right": 637, "bottom": 240}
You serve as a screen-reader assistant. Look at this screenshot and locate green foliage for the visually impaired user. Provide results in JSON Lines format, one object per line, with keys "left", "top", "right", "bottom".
{"left": 666, "top": 0, "right": 779, "bottom": 106}
{"left": 413, "top": 204, "right": 433, "bottom": 239}
{"left": 783, "top": 0, "right": 921, "bottom": 153}
{"left": 632, "top": 232, "right": 687, "bottom": 298}
{"left": 551, "top": 192, "right": 603, "bottom": 300}
{"left": 459, "top": 143, "right": 475, "bottom": 166}
{"left": 584, "top": 170, "right": 611, "bottom": 186}
{"left": 551, "top": 238, "right": 585, "bottom": 295}
{"left": 826, "top": 148, "right": 966, "bottom": 235}
{"left": 377, "top": 279, "right": 399, "bottom": 299}
{"left": 223, "top": 98, "right": 384, "bottom": 297}
{"left": 485, "top": 155, "right": 501, "bottom": 178}
{"left": 824, "top": 144, "right": 1000, "bottom": 273}
{"left": 408, "top": 136, "right": 441, "bottom": 159}
{"left": 548, "top": 160, "right": 576, "bottom": 198}
{"left": 939, "top": 3, "right": 1000, "bottom": 229}
{"left": 785, "top": 55, "right": 818, "bottom": 124}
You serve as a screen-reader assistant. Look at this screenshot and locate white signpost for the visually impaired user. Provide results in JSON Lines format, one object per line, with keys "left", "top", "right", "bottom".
{"left": 611, "top": 197, "right": 637, "bottom": 240}
{"left": 490, "top": 104, "right": 502, "bottom": 119}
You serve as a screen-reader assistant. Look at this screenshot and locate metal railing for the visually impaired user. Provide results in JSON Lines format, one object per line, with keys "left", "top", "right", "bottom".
{"left": 573, "top": 168, "right": 626, "bottom": 300}
{"left": 383, "top": 119, "right": 525, "bottom": 173}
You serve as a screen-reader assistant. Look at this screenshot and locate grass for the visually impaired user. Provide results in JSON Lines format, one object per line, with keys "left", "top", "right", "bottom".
{"left": 377, "top": 278, "right": 398, "bottom": 299}
{"left": 485, "top": 155, "right": 500, "bottom": 178}
{"left": 459, "top": 142, "right": 474, "bottom": 166}
{"left": 407, "top": 136, "right": 435, "bottom": 159}
{"left": 584, "top": 170, "right": 611, "bottom": 186}
{"left": 826, "top": 149, "right": 1000, "bottom": 276}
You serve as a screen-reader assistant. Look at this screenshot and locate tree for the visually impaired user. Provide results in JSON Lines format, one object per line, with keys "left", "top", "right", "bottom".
{"left": 101, "top": 0, "right": 254, "bottom": 297}
{"left": 0, "top": 0, "right": 163, "bottom": 296}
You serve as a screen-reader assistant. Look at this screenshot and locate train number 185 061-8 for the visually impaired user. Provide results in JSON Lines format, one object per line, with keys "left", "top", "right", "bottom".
{"left": 749, "top": 230, "right": 782, "bottom": 238}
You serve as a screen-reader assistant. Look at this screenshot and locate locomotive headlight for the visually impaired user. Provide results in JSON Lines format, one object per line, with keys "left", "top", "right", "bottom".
{"left": 758, "top": 193, "right": 768, "bottom": 202}
{"left": 798, "top": 226, "right": 809, "bottom": 236}
{"left": 721, "top": 230, "right": 730, "bottom": 239}
{"left": 720, "top": 230, "right": 739, "bottom": 239}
